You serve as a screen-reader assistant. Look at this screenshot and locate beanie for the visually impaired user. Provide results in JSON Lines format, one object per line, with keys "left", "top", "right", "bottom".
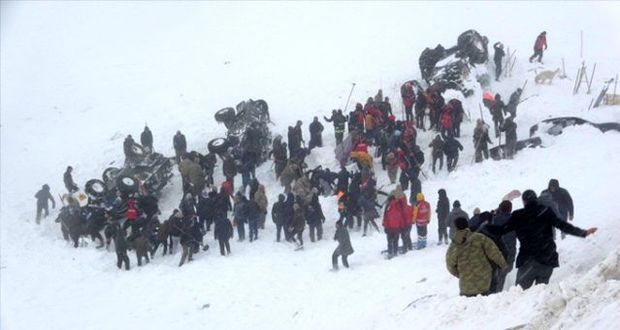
{"left": 453, "top": 200, "right": 461, "bottom": 208}
{"left": 454, "top": 217, "right": 469, "bottom": 230}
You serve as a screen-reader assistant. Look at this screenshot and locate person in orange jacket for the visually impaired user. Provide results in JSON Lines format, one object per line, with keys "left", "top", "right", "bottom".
{"left": 412, "top": 192, "right": 431, "bottom": 249}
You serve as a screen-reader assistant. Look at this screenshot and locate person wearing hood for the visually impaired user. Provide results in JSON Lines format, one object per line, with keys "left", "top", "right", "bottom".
{"left": 447, "top": 200, "right": 469, "bottom": 240}
{"left": 505, "top": 88, "right": 522, "bottom": 118}
{"left": 436, "top": 189, "right": 450, "bottom": 245}
{"left": 541, "top": 179, "right": 574, "bottom": 240}
{"left": 493, "top": 42, "right": 505, "bottom": 81}
{"left": 63, "top": 166, "right": 79, "bottom": 194}
{"left": 305, "top": 192, "right": 325, "bottom": 242}
{"left": 233, "top": 192, "right": 248, "bottom": 241}
{"left": 308, "top": 116, "right": 324, "bottom": 150}
{"left": 443, "top": 133, "right": 464, "bottom": 172}
{"left": 332, "top": 220, "right": 354, "bottom": 270}
{"left": 290, "top": 196, "right": 306, "bottom": 249}
{"left": 173, "top": 131, "right": 187, "bottom": 163}
{"left": 491, "top": 190, "right": 596, "bottom": 290}
{"left": 383, "top": 195, "right": 410, "bottom": 258}
{"left": 529, "top": 31, "right": 547, "bottom": 63}
{"left": 446, "top": 217, "right": 508, "bottom": 297}
{"left": 271, "top": 194, "right": 287, "bottom": 242}
{"left": 253, "top": 184, "right": 269, "bottom": 229}
{"left": 500, "top": 116, "right": 517, "bottom": 159}
{"left": 473, "top": 119, "right": 493, "bottom": 163}
{"left": 140, "top": 125, "right": 153, "bottom": 153}
{"left": 491, "top": 200, "right": 516, "bottom": 291}
{"left": 412, "top": 192, "right": 431, "bottom": 249}
{"left": 324, "top": 109, "right": 348, "bottom": 145}
{"left": 429, "top": 134, "right": 444, "bottom": 173}
{"left": 35, "top": 184, "right": 56, "bottom": 224}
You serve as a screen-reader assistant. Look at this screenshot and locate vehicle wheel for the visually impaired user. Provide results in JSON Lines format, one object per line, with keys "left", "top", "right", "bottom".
{"left": 85, "top": 179, "right": 107, "bottom": 199}
{"left": 102, "top": 167, "right": 121, "bottom": 183}
{"left": 208, "top": 138, "right": 229, "bottom": 154}
{"left": 214, "top": 107, "right": 236, "bottom": 123}
{"left": 116, "top": 175, "right": 138, "bottom": 195}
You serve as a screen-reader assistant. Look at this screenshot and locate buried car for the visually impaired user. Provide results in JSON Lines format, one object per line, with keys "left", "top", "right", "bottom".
{"left": 419, "top": 29, "right": 489, "bottom": 97}
{"left": 84, "top": 151, "right": 174, "bottom": 211}
{"left": 208, "top": 99, "right": 272, "bottom": 165}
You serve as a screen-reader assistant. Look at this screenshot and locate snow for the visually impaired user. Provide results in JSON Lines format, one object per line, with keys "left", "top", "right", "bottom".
{"left": 2, "top": 2, "right": 620, "bottom": 330}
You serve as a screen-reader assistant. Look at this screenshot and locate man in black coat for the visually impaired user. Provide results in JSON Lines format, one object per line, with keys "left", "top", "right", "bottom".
{"left": 324, "top": 109, "right": 347, "bottom": 145}
{"left": 541, "top": 179, "right": 575, "bottom": 240}
{"left": 173, "top": 131, "right": 187, "bottom": 162}
{"left": 443, "top": 134, "right": 464, "bottom": 172}
{"left": 308, "top": 116, "right": 324, "bottom": 150}
{"left": 505, "top": 88, "right": 522, "bottom": 118}
{"left": 491, "top": 94, "right": 505, "bottom": 138}
{"left": 493, "top": 42, "right": 505, "bottom": 81}
{"left": 140, "top": 126, "right": 153, "bottom": 152}
{"left": 63, "top": 166, "right": 79, "bottom": 193}
{"left": 436, "top": 188, "right": 450, "bottom": 245}
{"left": 500, "top": 117, "right": 518, "bottom": 159}
{"left": 271, "top": 194, "right": 286, "bottom": 242}
{"left": 287, "top": 126, "right": 300, "bottom": 156}
{"left": 493, "top": 190, "right": 596, "bottom": 290}
{"left": 35, "top": 184, "right": 56, "bottom": 223}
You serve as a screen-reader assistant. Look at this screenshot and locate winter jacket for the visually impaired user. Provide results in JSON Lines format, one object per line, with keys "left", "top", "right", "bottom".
{"left": 446, "top": 229, "right": 507, "bottom": 296}
{"left": 293, "top": 176, "right": 313, "bottom": 206}
{"left": 305, "top": 195, "right": 325, "bottom": 225}
{"left": 233, "top": 197, "right": 248, "bottom": 224}
{"left": 141, "top": 128, "right": 153, "bottom": 148}
{"left": 429, "top": 136, "right": 444, "bottom": 157}
{"left": 222, "top": 156, "right": 237, "bottom": 178}
{"left": 254, "top": 185, "right": 268, "bottom": 214}
{"left": 383, "top": 197, "right": 410, "bottom": 230}
{"left": 493, "top": 43, "right": 505, "bottom": 63}
{"left": 534, "top": 34, "right": 547, "bottom": 50}
{"left": 271, "top": 200, "right": 286, "bottom": 225}
{"left": 186, "top": 160, "right": 205, "bottom": 190}
{"left": 447, "top": 207, "right": 470, "bottom": 239}
{"left": 500, "top": 119, "right": 517, "bottom": 142}
{"left": 35, "top": 188, "right": 55, "bottom": 208}
{"left": 292, "top": 203, "right": 306, "bottom": 232}
{"left": 334, "top": 226, "right": 354, "bottom": 256}
{"left": 350, "top": 151, "right": 373, "bottom": 169}
{"left": 443, "top": 137, "right": 464, "bottom": 157}
{"left": 541, "top": 188, "right": 574, "bottom": 221}
{"left": 214, "top": 217, "right": 233, "bottom": 240}
{"left": 412, "top": 194, "right": 431, "bottom": 226}
{"left": 492, "top": 212, "right": 517, "bottom": 266}
{"left": 493, "top": 201, "right": 587, "bottom": 268}
{"left": 436, "top": 195, "right": 450, "bottom": 224}
{"left": 473, "top": 127, "right": 493, "bottom": 148}
{"left": 173, "top": 133, "right": 187, "bottom": 151}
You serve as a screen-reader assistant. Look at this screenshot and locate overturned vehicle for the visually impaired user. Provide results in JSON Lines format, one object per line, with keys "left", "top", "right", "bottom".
{"left": 83, "top": 150, "right": 174, "bottom": 211}
{"left": 208, "top": 99, "right": 272, "bottom": 165}
{"left": 419, "top": 29, "right": 489, "bottom": 96}
{"left": 529, "top": 116, "right": 620, "bottom": 137}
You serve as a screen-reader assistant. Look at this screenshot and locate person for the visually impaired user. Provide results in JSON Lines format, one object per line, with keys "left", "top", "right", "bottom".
{"left": 173, "top": 131, "right": 187, "bottom": 163}
{"left": 541, "top": 179, "right": 574, "bottom": 240}
{"left": 500, "top": 117, "right": 518, "bottom": 159}
{"left": 214, "top": 214, "right": 233, "bottom": 256}
{"left": 63, "top": 166, "right": 79, "bottom": 193}
{"left": 414, "top": 90, "right": 427, "bottom": 131}
{"left": 529, "top": 31, "right": 547, "bottom": 63}
{"left": 360, "top": 175, "right": 380, "bottom": 236}
{"left": 222, "top": 152, "right": 237, "bottom": 190}
{"left": 305, "top": 193, "right": 325, "bottom": 242}
{"left": 448, "top": 99, "right": 465, "bottom": 137}
{"left": 332, "top": 220, "right": 354, "bottom": 270}
{"left": 271, "top": 139, "right": 288, "bottom": 178}
{"left": 491, "top": 94, "right": 505, "bottom": 138}
{"left": 429, "top": 134, "right": 444, "bottom": 173}
{"left": 114, "top": 228, "right": 131, "bottom": 270}
{"left": 436, "top": 189, "right": 450, "bottom": 245}
{"left": 308, "top": 116, "right": 324, "bottom": 150}
{"left": 473, "top": 119, "right": 493, "bottom": 163}
{"left": 271, "top": 194, "right": 286, "bottom": 242}
{"left": 140, "top": 125, "right": 153, "bottom": 152}
{"left": 443, "top": 133, "right": 463, "bottom": 172}
{"left": 35, "top": 184, "right": 56, "bottom": 224}
{"left": 385, "top": 149, "right": 399, "bottom": 184}
{"left": 401, "top": 82, "right": 416, "bottom": 122}
{"left": 123, "top": 134, "right": 143, "bottom": 166}
{"left": 446, "top": 217, "right": 508, "bottom": 297}
{"left": 323, "top": 109, "right": 347, "bottom": 145}
{"left": 294, "top": 120, "right": 305, "bottom": 149}
{"left": 505, "top": 88, "right": 522, "bottom": 118}
{"left": 290, "top": 196, "right": 306, "bottom": 249}
{"left": 245, "top": 198, "right": 260, "bottom": 242}
{"left": 492, "top": 190, "right": 597, "bottom": 290}
{"left": 383, "top": 195, "right": 406, "bottom": 258}
{"left": 447, "top": 200, "right": 469, "bottom": 240}
{"left": 233, "top": 192, "right": 248, "bottom": 241}
{"left": 492, "top": 200, "right": 516, "bottom": 291}
{"left": 468, "top": 208, "right": 483, "bottom": 231}
{"left": 253, "top": 184, "right": 268, "bottom": 229}
{"left": 412, "top": 192, "right": 431, "bottom": 249}
{"left": 493, "top": 42, "right": 505, "bottom": 81}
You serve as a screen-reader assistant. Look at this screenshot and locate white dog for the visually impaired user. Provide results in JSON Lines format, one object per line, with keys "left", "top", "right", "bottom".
{"left": 535, "top": 68, "right": 561, "bottom": 84}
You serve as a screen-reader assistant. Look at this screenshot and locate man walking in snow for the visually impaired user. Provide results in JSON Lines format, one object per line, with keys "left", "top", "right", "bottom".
{"left": 436, "top": 189, "right": 450, "bottom": 245}
{"left": 493, "top": 42, "right": 505, "bottom": 81}
{"left": 541, "top": 179, "right": 575, "bottom": 240}
{"left": 529, "top": 31, "right": 547, "bottom": 63}
{"left": 492, "top": 190, "right": 596, "bottom": 290}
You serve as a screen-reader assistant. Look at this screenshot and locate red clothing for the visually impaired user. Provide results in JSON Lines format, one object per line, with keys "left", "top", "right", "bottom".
{"left": 534, "top": 34, "right": 547, "bottom": 50}
{"left": 413, "top": 200, "right": 431, "bottom": 225}
{"left": 440, "top": 105, "right": 453, "bottom": 129}
{"left": 402, "top": 85, "right": 415, "bottom": 107}
{"left": 354, "top": 143, "right": 368, "bottom": 153}
{"left": 221, "top": 180, "right": 233, "bottom": 196}
{"left": 383, "top": 197, "right": 410, "bottom": 230}
{"left": 126, "top": 198, "right": 138, "bottom": 221}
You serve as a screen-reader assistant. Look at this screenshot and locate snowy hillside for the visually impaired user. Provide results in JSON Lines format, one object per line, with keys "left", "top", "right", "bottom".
{"left": 2, "top": 2, "right": 620, "bottom": 330}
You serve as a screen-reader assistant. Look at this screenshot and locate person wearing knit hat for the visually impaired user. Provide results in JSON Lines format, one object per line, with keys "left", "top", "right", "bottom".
{"left": 412, "top": 192, "right": 431, "bottom": 249}
{"left": 540, "top": 179, "right": 575, "bottom": 240}
{"left": 446, "top": 217, "right": 508, "bottom": 297}
{"left": 447, "top": 200, "right": 469, "bottom": 240}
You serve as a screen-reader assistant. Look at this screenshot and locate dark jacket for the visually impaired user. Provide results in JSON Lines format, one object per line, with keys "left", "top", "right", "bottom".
{"left": 493, "top": 42, "right": 505, "bottom": 63}
{"left": 494, "top": 201, "right": 587, "bottom": 268}
{"left": 35, "top": 188, "right": 55, "bottom": 208}
{"left": 541, "top": 188, "right": 574, "bottom": 221}
{"left": 271, "top": 200, "right": 286, "bottom": 225}
{"left": 173, "top": 133, "right": 187, "bottom": 151}
{"left": 436, "top": 194, "right": 450, "bottom": 224}
{"left": 500, "top": 119, "right": 517, "bottom": 142}
{"left": 492, "top": 212, "right": 517, "bottom": 266}
{"left": 305, "top": 195, "right": 325, "bottom": 225}
{"left": 334, "top": 226, "right": 354, "bottom": 256}
{"left": 443, "top": 136, "right": 464, "bottom": 157}
{"left": 214, "top": 217, "right": 233, "bottom": 240}
{"left": 64, "top": 170, "right": 78, "bottom": 192}
{"left": 141, "top": 127, "right": 153, "bottom": 148}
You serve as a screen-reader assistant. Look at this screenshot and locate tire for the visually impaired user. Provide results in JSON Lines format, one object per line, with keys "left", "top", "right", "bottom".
{"left": 208, "top": 138, "right": 229, "bottom": 154}
{"left": 102, "top": 167, "right": 121, "bottom": 183}
{"left": 85, "top": 179, "right": 107, "bottom": 199}
{"left": 116, "top": 175, "right": 138, "bottom": 195}
{"left": 214, "top": 107, "right": 236, "bottom": 123}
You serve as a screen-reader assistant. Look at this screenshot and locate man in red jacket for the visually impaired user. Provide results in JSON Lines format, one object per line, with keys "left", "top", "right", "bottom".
{"left": 529, "top": 31, "right": 548, "bottom": 63}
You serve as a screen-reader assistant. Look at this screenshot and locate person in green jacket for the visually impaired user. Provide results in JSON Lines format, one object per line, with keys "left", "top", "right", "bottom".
{"left": 446, "top": 217, "right": 507, "bottom": 297}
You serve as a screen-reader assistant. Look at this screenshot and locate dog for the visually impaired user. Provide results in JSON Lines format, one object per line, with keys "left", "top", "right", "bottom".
{"left": 535, "top": 68, "right": 560, "bottom": 84}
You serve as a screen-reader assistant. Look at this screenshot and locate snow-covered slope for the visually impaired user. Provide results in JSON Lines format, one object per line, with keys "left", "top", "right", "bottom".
{"left": 2, "top": 2, "right": 620, "bottom": 330}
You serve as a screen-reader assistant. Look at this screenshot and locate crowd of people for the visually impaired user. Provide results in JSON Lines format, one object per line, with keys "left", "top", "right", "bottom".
{"left": 33, "top": 31, "right": 598, "bottom": 296}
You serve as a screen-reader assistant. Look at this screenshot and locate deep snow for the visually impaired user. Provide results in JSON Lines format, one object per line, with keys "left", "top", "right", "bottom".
{"left": 1, "top": 2, "right": 620, "bottom": 330}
